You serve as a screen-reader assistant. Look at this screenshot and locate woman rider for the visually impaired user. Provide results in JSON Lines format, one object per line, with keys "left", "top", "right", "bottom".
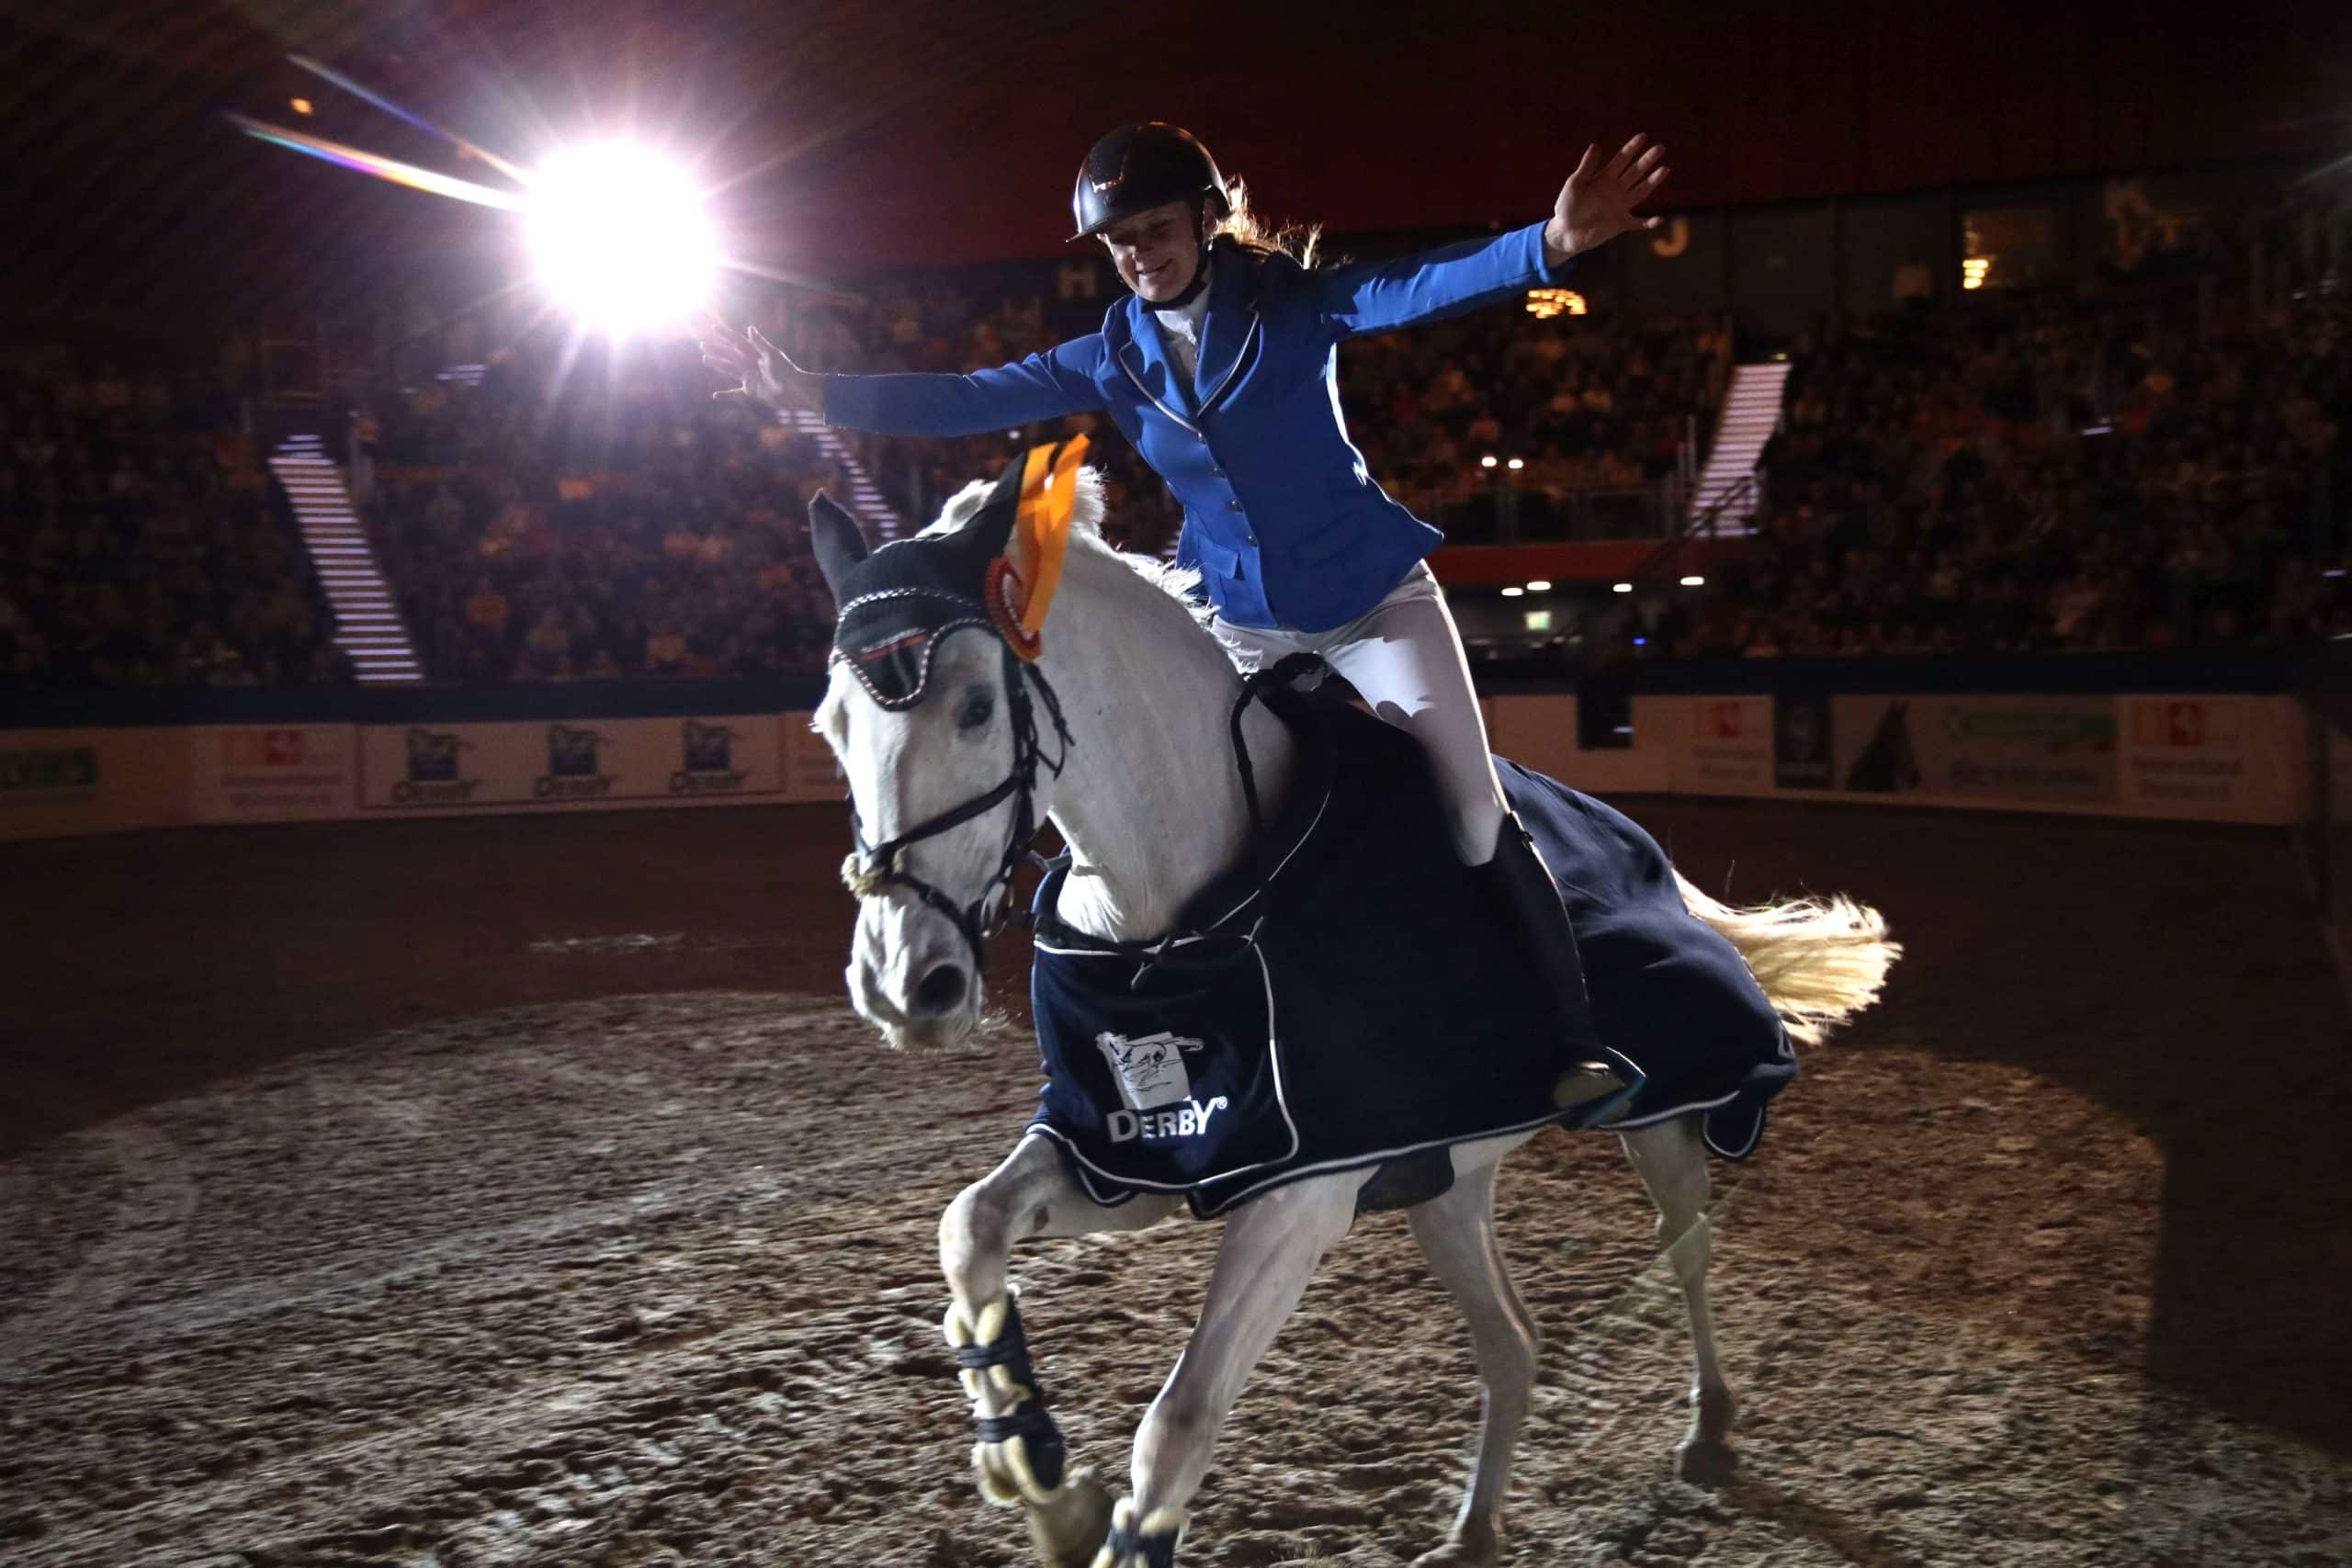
{"left": 702, "top": 122, "right": 1669, "bottom": 1050}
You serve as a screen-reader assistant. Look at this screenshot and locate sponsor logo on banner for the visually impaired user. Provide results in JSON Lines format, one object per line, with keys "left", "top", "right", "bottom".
{"left": 2131, "top": 699, "right": 2241, "bottom": 751}
{"left": 1834, "top": 695, "right": 2114, "bottom": 802}
{"left": 1685, "top": 696, "right": 1771, "bottom": 788}
{"left": 0, "top": 746, "right": 97, "bottom": 805}
{"left": 671, "top": 719, "right": 752, "bottom": 795}
{"left": 392, "top": 728, "right": 481, "bottom": 806}
{"left": 1700, "top": 701, "right": 1743, "bottom": 739}
{"left": 1938, "top": 701, "right": 2113, "bottom": 799}
{"left": 533, "top": 724, "right": 616, "bottom": 800}
{"left": 2124, "top": 697, "right": 2246, "bottom": 806}
{"left": 205, "top": 727, "right": 351, "bottom": 816}
{"left": 1773, "top": 694, "right": 1835, "bottom": 789}
{"left": 1844, "top": 700, "right": 1922, "bottom": 793}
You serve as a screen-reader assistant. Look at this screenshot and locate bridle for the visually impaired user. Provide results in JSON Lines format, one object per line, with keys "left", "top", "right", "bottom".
{"left": 839, "top": 628, "right": 1073, "bottom": 977}
{"left": 820, "top": 436, "right": 1091, "bottom": 979}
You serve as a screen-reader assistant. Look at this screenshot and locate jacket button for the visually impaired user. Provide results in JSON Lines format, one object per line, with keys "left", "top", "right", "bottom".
{"left": 1244, "top": 533, "right": 1258, "bottom": 546}
{"left": 1211, "top": 467, "right": 1227, "bottom": 478}
{"left": 1227, "top": 498, "right": 1244, "bottom": 511}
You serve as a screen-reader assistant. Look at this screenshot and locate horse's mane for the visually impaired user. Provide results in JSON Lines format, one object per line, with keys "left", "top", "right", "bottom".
{"left": 929, "top": 468, "right": 1214, "bottom": 630}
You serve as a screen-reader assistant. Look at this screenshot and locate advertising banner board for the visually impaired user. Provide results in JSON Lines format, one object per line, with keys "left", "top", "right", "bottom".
{"left": 0, "top": 728, "right": 187, "bottom": 840}
{"left": 1675, "top": 695, "right": 1774, "bottom": 794}
{"left": 358, "top": 716, "right": 783, "bottom": 813}
{"left": 190, "top": 726, "right": 357, "bottom": 821}
{"left": 1832, "top": 694, "right": 2117, "bottom": 804}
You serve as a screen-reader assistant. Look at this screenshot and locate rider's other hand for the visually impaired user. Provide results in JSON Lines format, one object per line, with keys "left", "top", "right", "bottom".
{"left": 1545, "top": 134, "right": 1670, "bottom": 265}
{"left": 700, "top": 319, "right": 822, "bottom": 414}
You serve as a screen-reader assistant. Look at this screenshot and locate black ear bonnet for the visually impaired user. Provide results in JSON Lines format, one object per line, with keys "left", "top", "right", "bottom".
{"left": 808, "top": 460, "right": 1023, "bottom": 710}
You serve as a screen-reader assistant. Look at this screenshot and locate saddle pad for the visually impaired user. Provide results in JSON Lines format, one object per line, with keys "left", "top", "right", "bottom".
{"left": 1027, "top": 686, "right": 1636, "bottom": 1218}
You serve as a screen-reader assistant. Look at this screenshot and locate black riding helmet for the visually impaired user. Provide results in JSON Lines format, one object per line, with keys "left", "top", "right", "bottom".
{"left": 1069, "top": 122, "right": 1230, "bottom": 242}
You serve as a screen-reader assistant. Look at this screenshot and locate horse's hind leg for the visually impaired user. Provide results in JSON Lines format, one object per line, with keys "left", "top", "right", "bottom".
{"left": 1622, "top": 1112, "right": 1737, "bottom": 1483}
{"left": 1403, "top": 1146, "right": 1538, "bottom": 1568}
{"left": 941, "top": 1134, "right": 1182, "bottom": 1567}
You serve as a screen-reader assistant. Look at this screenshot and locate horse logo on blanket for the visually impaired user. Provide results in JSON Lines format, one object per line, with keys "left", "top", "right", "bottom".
{"left": 1095, "top": 1031, "right": 1202, "bottom": 1111}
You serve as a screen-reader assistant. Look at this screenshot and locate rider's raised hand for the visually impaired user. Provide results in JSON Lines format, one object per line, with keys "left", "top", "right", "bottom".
{"left": 700, "top": 319, "right": 824, "bottom": 414}
{"left": 1544, "top": 134, "right": 1669, "bottom": 266}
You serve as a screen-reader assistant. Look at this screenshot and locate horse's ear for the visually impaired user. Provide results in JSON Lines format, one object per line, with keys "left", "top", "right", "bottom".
{"left": 957, "top": 452, "right": 1029, "bottom": 566}
{"left": 808, "top": 491, "right": 869, "bottom": 605}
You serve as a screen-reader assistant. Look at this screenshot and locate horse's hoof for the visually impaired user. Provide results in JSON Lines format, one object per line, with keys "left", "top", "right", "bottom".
{"left": 1675, "top": 1436, "right": 1738, "bottom": 1487}
{"left": 1408, "top": 1518, "right": 1500, "bottom": 1566}
{"left": 1024, "top": 1467, "right": 1114, "bottom": 1568}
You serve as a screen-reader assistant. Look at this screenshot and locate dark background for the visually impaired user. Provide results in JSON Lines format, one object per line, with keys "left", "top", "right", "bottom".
{"left": 5, "top": 0, "right": 2349, "bottom": 320}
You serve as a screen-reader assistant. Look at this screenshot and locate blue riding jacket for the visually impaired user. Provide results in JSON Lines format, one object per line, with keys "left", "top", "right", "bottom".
{"left": 821, "top": 221, "right": 1574, "bottom": 632}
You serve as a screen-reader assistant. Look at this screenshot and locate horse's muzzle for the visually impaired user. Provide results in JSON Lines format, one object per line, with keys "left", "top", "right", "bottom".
{"left": 849, "top": 952, "right": 979, "bottom": 1052}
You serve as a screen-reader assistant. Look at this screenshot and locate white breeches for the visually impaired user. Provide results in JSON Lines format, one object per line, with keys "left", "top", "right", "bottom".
{"left": 1210, "top": 560, "right": 1508, "bottom": 864}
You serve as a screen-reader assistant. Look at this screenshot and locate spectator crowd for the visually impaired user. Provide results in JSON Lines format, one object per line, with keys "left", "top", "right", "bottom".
{"left": 6, "top": 188, "right": 2346, "bottom": 689}
{"left": 365, "top": 342, "right": 840, "bottom": 683}
{"left": 0, "top": 347, "right": 345, "bottom": 688}
{"left": 1651, "top": 272, "right": 2350, "bottom": 659}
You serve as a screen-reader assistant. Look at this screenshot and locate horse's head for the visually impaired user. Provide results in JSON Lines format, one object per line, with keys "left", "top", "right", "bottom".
{"left": 808, "top": 447, "right": 1093, "bottom": 1051}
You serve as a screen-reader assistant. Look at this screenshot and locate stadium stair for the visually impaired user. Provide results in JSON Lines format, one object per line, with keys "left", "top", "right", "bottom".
{"left": 268, "top": 434, "right": 424, "bottom": 683}
{"left": 777, "top": 407, "right": 907, "bottom": 541}
{"left": 1688, "top": 361, "right": 1790, "bottom": 535}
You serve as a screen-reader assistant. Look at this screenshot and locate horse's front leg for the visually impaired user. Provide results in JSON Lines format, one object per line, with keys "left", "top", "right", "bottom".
{"left": 1098, "top": 1170, "right": 1363, "bottom": 1568}
{"left": 942, "top": 1133, "right": 1183, "bottom": 1568}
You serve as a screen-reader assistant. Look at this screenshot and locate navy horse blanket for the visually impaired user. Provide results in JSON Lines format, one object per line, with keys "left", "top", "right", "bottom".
{"left": 1027, "top": 682, "right": 1792, "bottom": 1218}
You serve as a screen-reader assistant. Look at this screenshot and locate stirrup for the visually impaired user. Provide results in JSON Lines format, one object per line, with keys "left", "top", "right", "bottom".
{"left": 1091, "top": 1498, "right": 1187, "bottom": 1568}
{"left": 944, "top": 1291, "right": 1069, "bottom": 1505}
{"left": 1554, "top": 1060, "right": 1628, "bottom": 1109}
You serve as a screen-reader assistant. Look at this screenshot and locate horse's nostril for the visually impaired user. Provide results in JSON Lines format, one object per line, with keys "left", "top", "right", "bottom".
{"left": 911, "top": 962, "right": 967, "bottom": 1017}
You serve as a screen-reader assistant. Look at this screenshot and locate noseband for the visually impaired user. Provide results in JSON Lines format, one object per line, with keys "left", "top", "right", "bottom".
{"left": 841, "top": 634, "right": 1072, "bottom": 976}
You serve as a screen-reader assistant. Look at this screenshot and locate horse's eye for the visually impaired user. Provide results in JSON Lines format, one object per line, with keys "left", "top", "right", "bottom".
{"left": 956, "top": 689, "right": 995, "bottom": 731}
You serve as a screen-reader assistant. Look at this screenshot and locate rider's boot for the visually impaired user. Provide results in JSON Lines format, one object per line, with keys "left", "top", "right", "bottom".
{"left": 1479, "top": 812, "right": 1640, "bottom": 1120}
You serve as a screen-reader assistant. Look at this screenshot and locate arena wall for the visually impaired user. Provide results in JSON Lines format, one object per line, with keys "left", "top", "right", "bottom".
{"left": 1, "top": 676, "right": 2303, "bottom": 843}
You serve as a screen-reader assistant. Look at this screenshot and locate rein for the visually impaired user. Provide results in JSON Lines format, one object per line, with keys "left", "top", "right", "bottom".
{"left": 1032, "top": 651, "right": 1326, "bottom": 991}
{"left": 842, "top": 637, "right": 1073, "bottom": 976}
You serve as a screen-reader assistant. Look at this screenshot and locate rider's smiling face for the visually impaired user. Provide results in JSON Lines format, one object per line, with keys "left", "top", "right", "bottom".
{"left": 1100, "top": 199, "right": 1209, "bottom": 304}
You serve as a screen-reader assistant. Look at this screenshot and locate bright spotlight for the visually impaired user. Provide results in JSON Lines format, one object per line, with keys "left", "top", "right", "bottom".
{"left": 1506, "top": 457, "right": 1525, "bottom": 470}
{"left": 1679, "top": 574, "right": 1705, "bottom": 587}
{"left": 1480, "top": 455, "right": 1498, "bottom": 468}
{"left": 1525, "top": 580, "right": 1552, "bottom": 592}
{"left": 1501, "top": 586, "right": 1525, "bottom": 598}
{"left": 527, "top": 143, "right": 717, "bottom": 334}
{"left": 1611, "top": 581, "right": 1633, "bottom": 594}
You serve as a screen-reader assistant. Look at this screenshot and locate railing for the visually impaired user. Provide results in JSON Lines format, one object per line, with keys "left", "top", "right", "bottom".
{"left": 1626, "top": 472, "right": 1758, "bottom": 585}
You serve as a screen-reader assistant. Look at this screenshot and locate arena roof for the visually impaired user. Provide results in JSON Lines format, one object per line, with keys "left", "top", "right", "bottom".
{"left": 5, "top": 0, "right": 2348, "bottom": 324}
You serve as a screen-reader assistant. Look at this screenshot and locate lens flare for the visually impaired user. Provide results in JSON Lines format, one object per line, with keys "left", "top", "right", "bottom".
{"left": 526, "top": 144, "right": 718, "bottom": 335}
{"left": 226, "top": 113, "right": 522, "bottom": 211}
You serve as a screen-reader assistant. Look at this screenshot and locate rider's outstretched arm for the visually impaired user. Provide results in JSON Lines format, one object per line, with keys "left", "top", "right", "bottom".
{"left": 1310, "top": 222, "right": 1573, "bottom": 341}
{"left": 1311, "top": 132, "right": 1669, "bottom": 341}
{"left": 704, "top": 321, "right": 1109, "bottom": 437}
{"left": 822, "top": 335, "right": 1110, "bottom": 437}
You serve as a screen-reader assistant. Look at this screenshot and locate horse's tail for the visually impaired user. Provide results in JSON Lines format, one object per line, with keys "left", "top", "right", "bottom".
{"left": 1673, "top": 870, "right": 1900, "bottom": 1046}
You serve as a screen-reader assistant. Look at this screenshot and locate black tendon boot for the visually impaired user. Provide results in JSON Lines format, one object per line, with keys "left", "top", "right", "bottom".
{"left": 1481, "top": 812, "right": 1641, "bottom": 1122}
